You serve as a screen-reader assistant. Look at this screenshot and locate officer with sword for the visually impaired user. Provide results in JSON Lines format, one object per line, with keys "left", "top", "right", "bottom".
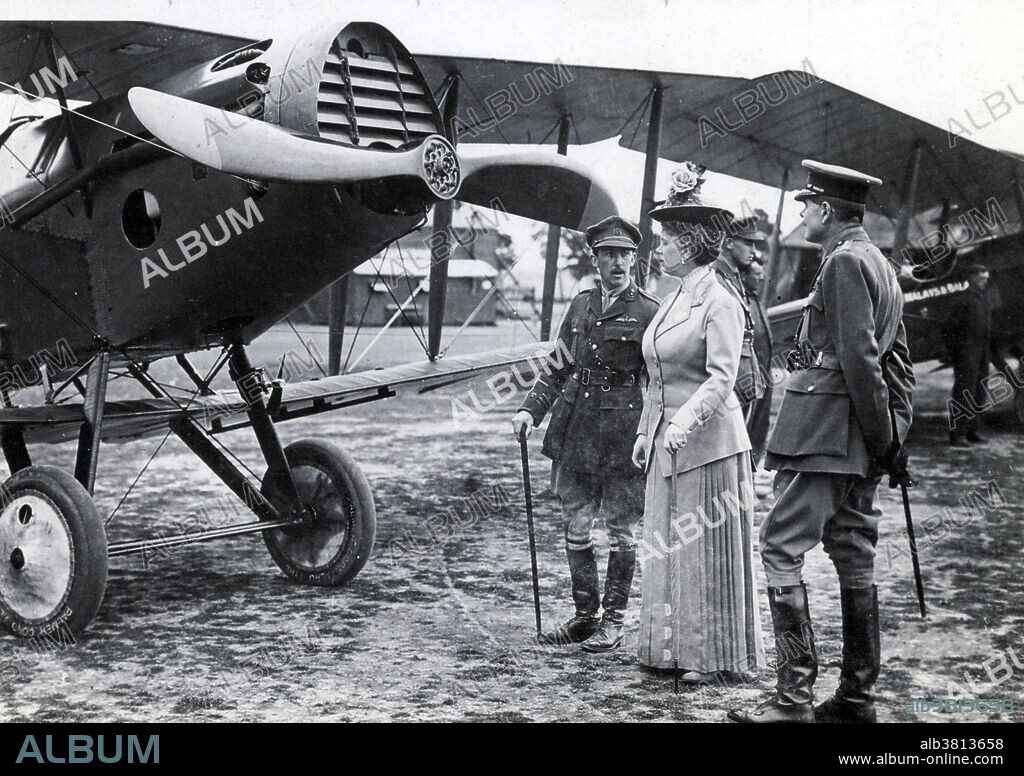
{"left": 512, "top": 216, "right": 659, "bottom": 653}
{"left": 729, "top": 161, "right": 917, "bottom": 724}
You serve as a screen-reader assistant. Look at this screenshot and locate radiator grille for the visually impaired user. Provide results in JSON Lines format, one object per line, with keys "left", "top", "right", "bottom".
{"left": 318, "top": 43, "right": 440, "bottom": 148}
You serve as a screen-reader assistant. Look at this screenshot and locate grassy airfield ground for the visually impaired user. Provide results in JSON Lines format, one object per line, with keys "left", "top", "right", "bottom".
{"left": 1, "top": 322, "right": 1021, "bottom": 722}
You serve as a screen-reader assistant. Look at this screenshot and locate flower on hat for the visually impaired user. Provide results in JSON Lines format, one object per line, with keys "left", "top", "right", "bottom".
{"left": 666, "top": 161, "right": 707, "bottom": 206}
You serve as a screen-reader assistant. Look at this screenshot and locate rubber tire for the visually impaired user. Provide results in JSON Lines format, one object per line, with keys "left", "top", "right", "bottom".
{"left": 261, "top": 439, "right": 376, "bottom": 586}
{"left": 0, "top": 466, "right": 108, "bottom": 639}
{"left": 1015, "top": 387, "right": 1024, "bottom": 426}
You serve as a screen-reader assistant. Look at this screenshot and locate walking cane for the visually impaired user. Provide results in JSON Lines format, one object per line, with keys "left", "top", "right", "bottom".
{"left": 518, "top": 429, "right": 543, "bottom": 639}
{"left": 670, "top": 450, "right": 679, "bottom": 694}
{"left": 882, "top": 353, "right": 927, "bottom": 619}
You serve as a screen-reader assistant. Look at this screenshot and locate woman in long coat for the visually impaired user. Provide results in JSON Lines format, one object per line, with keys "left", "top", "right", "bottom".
{"left": 631, "top": 162, "right": 765, "bottom": 682}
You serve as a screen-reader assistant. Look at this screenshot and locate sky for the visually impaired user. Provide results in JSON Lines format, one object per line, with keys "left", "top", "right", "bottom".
{"left": 3, "top": 0, "right": 1023, "bottom": 289}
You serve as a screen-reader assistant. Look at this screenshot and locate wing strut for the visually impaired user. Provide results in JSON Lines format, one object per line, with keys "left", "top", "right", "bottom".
{"left": 540, "top": 114, "right": 570, "bottom": 341}
{"left": 765, "top": 165, "right": 790, "bottom": 292}
{"left": 637, "top": 86, "right": 664, "bottom": 288}
{"left": 327, "top": 275, "right": 350, "bottom": 375}
{"left": 892, "top": 140, "right": 924, "bottom": 262}
{"left": 1013, "top": 165, "right": 1024, "bottom": 225}
{"left": 43, "top": 31, "right": 90, "bottom": 216}
{"left": 427, "top": 73, "right": 460, "bottom": 360}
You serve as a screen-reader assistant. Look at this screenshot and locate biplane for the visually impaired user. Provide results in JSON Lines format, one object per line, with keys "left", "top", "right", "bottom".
{"left": 1, "top": 18, "right": 1022, "bottom": 639}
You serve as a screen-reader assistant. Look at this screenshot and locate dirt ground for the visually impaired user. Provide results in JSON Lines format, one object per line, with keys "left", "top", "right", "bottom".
{"left": 1, "top": 323, "right": 1022, "bottom": 722}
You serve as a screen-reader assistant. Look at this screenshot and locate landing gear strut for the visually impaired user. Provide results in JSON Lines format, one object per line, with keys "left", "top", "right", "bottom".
{"left": 226, "top": 337, "right": 376, "bottom": 585}
{"left": 0, "top": 350, "right": 111, "bottom": 638}
{"left": 131, "top": 337, "right": 376, "bottom": 585}
{"left": 0, "top": 338, "right": 378, "bottom": 639}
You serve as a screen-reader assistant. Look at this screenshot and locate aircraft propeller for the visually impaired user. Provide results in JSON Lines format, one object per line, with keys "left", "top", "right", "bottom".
{"left": 127, "top": 86, "right": 617, "bottom": 231}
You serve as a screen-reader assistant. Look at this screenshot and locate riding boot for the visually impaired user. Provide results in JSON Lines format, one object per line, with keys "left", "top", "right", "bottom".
{"left": 538, "top": 545, "right": 600, "bottom": 645}
{"left": 727, "top": 583, "right": 817, "bottom": 723}
{"left": 581, "top": 549, "right": 636, "bottom": 653}
{"left": 816, "top": 585, "right": 880, "bottom": 723}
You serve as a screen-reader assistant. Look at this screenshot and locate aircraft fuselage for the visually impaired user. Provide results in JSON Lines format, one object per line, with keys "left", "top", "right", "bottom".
{"left": 0, "top": 22, "right": 442, "bottom": 371}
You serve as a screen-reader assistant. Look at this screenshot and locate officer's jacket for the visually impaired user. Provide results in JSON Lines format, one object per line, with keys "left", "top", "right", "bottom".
{"left": 943, "top": 287, "right": 991, "bottom": 349}
{"left": 519, "top": 282, "right": 659, "bottom": 476}
{"left": 765, "top": 225, "right": 916, "bottom": 477}
{"left": 713, "top": 256, "right": 763, "bottom": 406}
{"left": 637, "top": 267, "right": 750, "bottom": 476}
{"left": 713, "top": 257, "right": 749, "bottom": 309}
{"left": 749, "top": 292, "right": 774, "bottom": 375}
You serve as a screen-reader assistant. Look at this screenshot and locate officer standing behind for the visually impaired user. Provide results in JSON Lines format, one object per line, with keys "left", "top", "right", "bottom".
{"left": 729, "top": 161, "right": 915, "bottom": 724}
{"left": 714, "top": 216, "right": 767, "bottom": 413}
{"left": 512, "top": 216, "right": 660, "bottom": 653}
{"left": 943, "top": 264, "right": 991, "bottom": 446}
{"left": 743, "top": 259, "right": 775, "bottom": 467}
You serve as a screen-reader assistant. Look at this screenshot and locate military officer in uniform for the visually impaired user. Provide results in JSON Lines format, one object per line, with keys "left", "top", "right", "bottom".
{"left": 714, "top": 216, "right": 767, "bottom": 413}
{"left": 943, "top": 264, "right": 992, "bottom": 446}
{"left": 512, "top": 216, "right": 660, "bottom": 653}
{"left": 743, "top": 259, "right": 775, "bottom": 467}
{"left": 729, "top": 161, "right": 915, "bottom": 724}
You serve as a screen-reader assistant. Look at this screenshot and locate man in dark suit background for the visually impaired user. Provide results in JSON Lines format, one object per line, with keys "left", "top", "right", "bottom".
{"left": 743, "top": 259, "right": 774, "bottom": 467}
{"left": 714, "top": 216, "right": 766, "bottom": 412}
{"left": 943, "top": 264, "right": 992, "bottom": 446}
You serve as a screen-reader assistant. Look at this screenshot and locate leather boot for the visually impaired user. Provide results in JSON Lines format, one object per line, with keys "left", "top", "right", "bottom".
{"left": 816, "top": 585, "right": 880, "bottom": 723}
{"left": 728, "top": 584, "right": 817, "bottom": 723}
{"left": 538, "top": 546, "right": 600, "bottom": 645}
{"left": 581, "top": 549, "right": 636, "bottom": 653}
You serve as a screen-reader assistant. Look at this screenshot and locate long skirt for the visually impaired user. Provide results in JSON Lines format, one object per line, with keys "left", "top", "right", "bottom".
{"left": 637, "top": 450, "right": 766, "bottom": 672}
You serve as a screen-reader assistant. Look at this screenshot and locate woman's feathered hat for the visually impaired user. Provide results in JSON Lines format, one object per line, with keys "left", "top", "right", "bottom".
{"left": 648, "top": 162, "right": 733, "bottom": 226}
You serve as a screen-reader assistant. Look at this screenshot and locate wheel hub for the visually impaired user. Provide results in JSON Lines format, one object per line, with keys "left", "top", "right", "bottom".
{"left": 268, "top": 465, "right": 351, "bottom": 571}
{"left": 0, "top": 493, "right": 74, "bottom": 621}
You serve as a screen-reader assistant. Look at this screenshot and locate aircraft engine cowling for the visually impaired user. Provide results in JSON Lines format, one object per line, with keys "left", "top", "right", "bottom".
{"left": 271, "top": 23, "right": 445, "bottom": 149}
{"left": 269, "top": 23, "right": 457, "bottom": 210}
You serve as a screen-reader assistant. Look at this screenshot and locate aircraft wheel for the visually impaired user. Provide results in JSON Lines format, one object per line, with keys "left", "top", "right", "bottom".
{"left": 261, "top": 440, "right": 376, "bottom": 586}
{"left": 0, "top": 466, "right": 108, "bottom": 639}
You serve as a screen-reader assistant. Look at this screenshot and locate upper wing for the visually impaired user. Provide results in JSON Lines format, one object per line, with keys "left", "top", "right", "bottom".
{"left": 414, "top": 54, "right": 747, "bottom": 147}
{"left": 413, "top": 54, "right": 1021, "bottom": 226}
{"left": 617, "top": 70, "right": 1022, "bottom": 230}
{"left": 0, "top": 21, "right": 251, "bottom": 103}
{"left": 1, "top": 343, "right": 551, "bottom": 445}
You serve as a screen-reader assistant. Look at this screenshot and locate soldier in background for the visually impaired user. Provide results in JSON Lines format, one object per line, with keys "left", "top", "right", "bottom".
{"left": 743, "top": 259, "right": 774, "bottom": 467}
{"left": 512, "top": 216, "right": 659, "bottom": 653}
{"left": 943, "top": 264, "right": 991, "bottom": 446}
{"left": 715, "top": 216, "right": 767, "bottom": 412}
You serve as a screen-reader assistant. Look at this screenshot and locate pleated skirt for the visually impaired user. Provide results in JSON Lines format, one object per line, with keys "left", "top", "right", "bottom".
{"left": 637, "top": 450, "right": 766, "bottom": 672}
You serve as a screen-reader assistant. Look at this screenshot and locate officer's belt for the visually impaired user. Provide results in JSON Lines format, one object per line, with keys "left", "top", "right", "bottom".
{"left": 814, "top": 352, "right": 842, "bottom": 370}
{"left": 794, "top": 351, "right": 843, "bottom": 371}
{"left": 572, "top": 368, "right": 641, "bottom": 387}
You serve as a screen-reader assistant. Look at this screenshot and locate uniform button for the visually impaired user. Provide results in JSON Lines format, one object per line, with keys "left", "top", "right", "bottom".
{"left": 584, "top": 392, "right": 590, "bottom": 398}
{"left": 595, "top": 321, "right": 602, "bottom": 326}
{"left": 807, "top": 385, "right": 815, "bottom": 391}
{"left": 621, "top": 336, "right": 627, "bottom": 340}
{"left": 629, "top": 404, "right": 634, "bottom": 409}
{"left": 591, "top": 344, "right": 597, "bottom": 350}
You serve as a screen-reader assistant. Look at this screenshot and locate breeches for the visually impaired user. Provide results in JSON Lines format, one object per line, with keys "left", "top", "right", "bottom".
{"left": 759, "top": 469, "right": 882, "bottom": 589}
{"left": 552, "top": 463, "right": 643, "bottom": 552}
{"left": 949, "top": 343, "right": 989, "bottom": 435}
